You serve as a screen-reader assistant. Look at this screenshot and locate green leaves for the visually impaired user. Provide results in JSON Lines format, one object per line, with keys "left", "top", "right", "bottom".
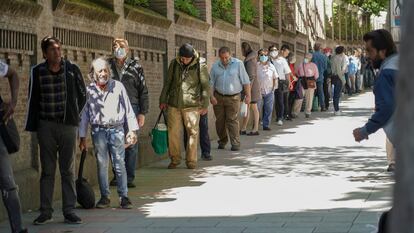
{"left": 212, "top": 0, "right": 234, "bottom": 24}
{"left": 125, "top": 0, "right": 149, "bottom": 8}
{"left": 175, "top": 0, "right": 200, "bottom": 18}
{"left": 240, "top": 0, "right": 256, "bottom": 24}
{"left": 343, "top": 0, "right": 388, "bottom": 15}
{"left": 263, "top": 0, "right": 274, "bottom": 26}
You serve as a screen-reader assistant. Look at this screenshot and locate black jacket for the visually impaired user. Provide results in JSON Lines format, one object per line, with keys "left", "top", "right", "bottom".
{"left": 108, "top": 57, "right": 149, "bottom": 115}
{"left": 25, "top": 59, "right": 86, "bottom": 131}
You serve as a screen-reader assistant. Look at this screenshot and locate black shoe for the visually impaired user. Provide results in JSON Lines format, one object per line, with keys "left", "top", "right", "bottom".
{"left": 305, "top": 113, "right": 310, "bottom": 118}
{"left": 127, "top": 182, "right": 136, "bottom": 188}
{"left": 120, "top": 197, "right": 133, "bottom": 209}
{"left": 96, "top": 196, "right": 111, "bottom": 209}
{"left": 109, "top": 178, "right": 117, "bottom": 186}
{"left": 33, "top": 213, "right": 53, "bottom": 225}
{"left": 218, "top": 144, "right": 225, "bottom": 149}
{"left": 285, "top": 117, "right": 292, "bottom": 121}
{"left": 231, "top": 145, "right": 240, "bottom": 151}
{"left": 64, "top": 213, "right": 82, "bottom": 224}
{"left": 240, "top": 130, "right": 247, "bottom": 135}
{"left": 387, "top": 164, "right": 395, "bottom": 172}
{"left": 19, "top": 229, "right": 28, "bottom": 233}
{"left": 201, "top": 154, "right": 213, "bottom": 161}
{"left": 263, "top": 127, "right": 271, "bottom": 131}
{"left": 247, "top": 131, "right": 259, "bottom": 136}
{"left": 321, "top": 108, "right": 327, "bottom": 112}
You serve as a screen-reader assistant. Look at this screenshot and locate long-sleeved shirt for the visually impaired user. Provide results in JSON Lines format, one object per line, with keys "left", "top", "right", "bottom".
{"left": 0, "top": 60, "right": 8, "bottom": 77}
{"left": 257, "top": 62, "right": 278, "bottom": 95}
{"left": 295, "top": 62, "right": 319, "bottom": 80}
{"left": 79, "top": 79, "right": 139, "bottom": 138}
{"left": 210, "top": 57, "right": 250, "bottom": 95}
{"left": 311, "top": 51, "right": 328, "bottom": 81}
{"left": 331, "top": 54, "right": 348, "bottom": 83}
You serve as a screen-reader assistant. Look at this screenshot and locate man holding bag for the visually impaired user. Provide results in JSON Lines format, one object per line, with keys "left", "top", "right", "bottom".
{"left": 159, "top": 43, "right": 210, "bottom": 169}
{"left": 210, "top": 47, "right": 251, "bottom": 151}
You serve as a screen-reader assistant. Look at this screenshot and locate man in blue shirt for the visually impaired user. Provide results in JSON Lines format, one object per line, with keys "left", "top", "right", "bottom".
{"left": 312, "top": 43, "right": 328, "bottom": 111}
{"left": 210, "top": 47, "right": 251, "bottom": 151}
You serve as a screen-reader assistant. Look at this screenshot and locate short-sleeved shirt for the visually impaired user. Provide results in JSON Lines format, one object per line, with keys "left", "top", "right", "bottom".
{"left": 295, "top": 62, "right": 320, "bottom": 80}
{"left": 0, "top": 60, "right": 8, "bottom": 77}
{"left": 271, "top": 57, "right": 291, "bottom": 80}
{"left": 210, "top": 57, "right": 250, "bottom": 95}
{"left": 257, "top": 62, "right": 279, "bottom": 95}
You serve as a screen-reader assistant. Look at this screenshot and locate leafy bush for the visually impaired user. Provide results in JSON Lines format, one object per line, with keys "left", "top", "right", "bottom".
{"left": 212, "top": 0, "right": 234, "bottom": 24}
{"left": 175, "top": 0, "right": 200, "bottom": 18}
{"left": 240, "top": 0, "right": 256, "bottom": 25}
{"left": 125, "top": 0, "right": 149, "bottom": 8}
{"left": 263, "top": 0, "right": 274, "bottom": 26}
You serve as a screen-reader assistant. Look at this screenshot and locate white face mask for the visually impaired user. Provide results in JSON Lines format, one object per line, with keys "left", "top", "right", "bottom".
{"left": 304, "top": 58, "right": 309, "bottom": 64}
{"left": 270, "top": 51, "right": 278, "bottom": 58}
{"left": 114, "top": 48, "right": 127, "bottom": 59}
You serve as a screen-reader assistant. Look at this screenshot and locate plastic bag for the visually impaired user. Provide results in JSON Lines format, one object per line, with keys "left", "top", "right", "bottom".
{"left": 240, "top": 102, "right": 248, "bottom": 117}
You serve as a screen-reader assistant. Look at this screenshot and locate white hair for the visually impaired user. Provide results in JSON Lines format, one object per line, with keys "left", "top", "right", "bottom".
{"left": 89, "top": 57, "right": 112, "bottom": 81}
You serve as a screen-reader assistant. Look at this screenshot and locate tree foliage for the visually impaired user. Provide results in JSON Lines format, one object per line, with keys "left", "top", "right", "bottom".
{"left": 263, "top": 0, "right": 274, "bottom": 27}
{"left": 240, "top": 0, "right": 256, "bottom": 24}
{"left": 212, "top": 0, "right": 234, "bottom": 23}
{"left": 343, "top": 0, "right": 388, "bottom": 15}
{"left": 175, "top": 0, "right": 200, "bottom": 18}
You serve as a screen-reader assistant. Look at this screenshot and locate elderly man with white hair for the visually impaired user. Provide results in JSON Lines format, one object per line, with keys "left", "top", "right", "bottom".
{"left": 79, "top": 57, "right": 138, "bottom": 209}
{"left": 294, "top": 52, "right": 319, "bottom": 118}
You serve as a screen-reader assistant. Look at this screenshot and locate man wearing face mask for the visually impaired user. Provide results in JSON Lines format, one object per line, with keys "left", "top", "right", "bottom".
{"left": 353, "top": 29, "right": 398, "bottom": 145}
{"left": 107, "top": 39, "right": 149, "bottom": 188}
{"left": 79, "top": 58, "right": 138, "bottom": 209}
{"left": 26, "top": 36, "right": 86, "bottom": 225}
{"left": 159, "top": 43, "right": 210, "bottom": 169}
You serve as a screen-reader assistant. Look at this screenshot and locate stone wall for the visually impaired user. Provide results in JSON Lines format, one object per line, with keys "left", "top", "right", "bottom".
{"left": 0, "top": 0, "right": 361, "bottom": 220}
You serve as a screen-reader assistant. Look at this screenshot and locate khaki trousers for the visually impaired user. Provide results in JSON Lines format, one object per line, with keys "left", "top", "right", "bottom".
{"left": 168, "top": 107, "right": 200, "bottom": 165}
{"left": 292, "top": 87, "right": 315, "bottom": 115}
{"left": 386, "top": 137, "right": 396, "bottom": 165}
{"left": 213, "top": 92, "right": 241, "bottom": 146}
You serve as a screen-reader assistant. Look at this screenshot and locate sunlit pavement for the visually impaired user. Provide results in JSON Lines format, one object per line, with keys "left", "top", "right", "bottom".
{"left": 2, "top": 92, "right": 393, "bottom": 233}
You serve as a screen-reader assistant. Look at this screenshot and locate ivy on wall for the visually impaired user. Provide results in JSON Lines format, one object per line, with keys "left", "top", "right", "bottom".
{"left": 263, "top": 0, "right": 274, "bottom": 27}
{"left": 175, "top": 0, "right": 200, "bottom": 18}
{"left": 212, "top": 0, "right": 234, "bottom": 24}
{"left": 240, "top": 0, "right": 256, "bottom": 25}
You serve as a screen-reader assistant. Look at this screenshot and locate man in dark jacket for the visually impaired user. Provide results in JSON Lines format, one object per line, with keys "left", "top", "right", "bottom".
{"left": 108, "top": 38, "right": 149, "bottom": 188}
{"left": 26, "top": 36, "right": 86, "bottom": 225}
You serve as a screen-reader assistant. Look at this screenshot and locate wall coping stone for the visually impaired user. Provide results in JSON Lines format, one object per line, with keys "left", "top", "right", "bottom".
{"left": 174, "top": 10, "right": 210, "bottom": 31}
{"left": 54, "top": 0, "right": 119, "bottom": 23}
{"left": 264, "top": 25, "right": 282, "bottom": 37}
{"left": 296, "top": 31, "right": 308, "bottom": 40}
{"left": 124, "top": 4, "right": 172, "bottom": 29}
{"left": 281, "top": 29, "right": 297, "bottom": 38}
{"left": 241, "top": 22, "right": 262, "bottom": 36}
{"left": 0, "top": 0, "right": 43, "bottom": 18}
{"left": 212, "top": 18, "right": 238, "bottom": 34}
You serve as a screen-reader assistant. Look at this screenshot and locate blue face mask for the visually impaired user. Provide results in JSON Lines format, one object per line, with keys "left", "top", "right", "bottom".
{"left": 304, "top": 58, "right": 309, "bottom": 64}
{"left": 259, "top": 55, "right": 269, "bottom": 63}
{"left": 114, "top": 48, "right": 127, "bottom": 59}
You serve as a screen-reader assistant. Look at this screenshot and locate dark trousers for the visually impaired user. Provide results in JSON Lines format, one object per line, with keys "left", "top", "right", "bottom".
{"left": 331, "top": 76, "right": 343, "bottom": 111}
{"left": 184, "top": 113, "right": 211, "bottom": 156}
{"left": 323, "top": 77, "right": 331, "bottom": 109}
{"left": 37, "top": 120, "right": 77, "bottom": 216}
{"left": 316, "top": 81, "right": 325, "bottom": 109}
{"left": 0, "top": 136, "right": 24, "bottom": 233}
{"left": 274, "top": 85, "right": 290, "bottom": 120}
{"left": 288, "top": 90, "right": 296, "bottom": 116}
{"left": 344, "top": 73, "right": 352, "bottom": 95}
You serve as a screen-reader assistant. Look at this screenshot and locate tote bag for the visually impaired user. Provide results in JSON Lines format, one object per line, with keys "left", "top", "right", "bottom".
{"left": 151, "top": 110, "right": 168, "bottom": 155}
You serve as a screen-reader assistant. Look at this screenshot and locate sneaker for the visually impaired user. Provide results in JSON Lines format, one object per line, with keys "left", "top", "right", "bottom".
{"left": 96, "top": 196, "right": 111, "bottom": 209}
{"left": 201, "top": 154, "right": 213, "bottom": 161}
{"left": 109, "top": 178, "right": 117, "bottom": 187}
{"left": 387, "top": 164, "right": 395, "bottom": 172}
{"left": 167, "top": 162, "right": 179, "bottom": 169}
{"left": 186, "top": 163, "right": 197, "bottom": 169}
{"left": 218, "top": 144, "right": 225, "bottom": 149}
{"left": 127, "top": 182, "right": 136, "bottom": 188}
{"left": 263, "top": 127, "right": 271, "bottom": 131}
{"left": 231, "top": 145, "right": 240, "bottom": 151}
{"left": 240, "top": 130, "right": 247, "bottom": 135}
{"left": 64, "top": 213, "right": 82, "bottom": 224}
{"left": 120, "top": 197, "right": 133, "bottom": 209}
{"left": 334, "top": 111, "right": 342, "bottom": 116}
{"left": 33, "top": 213, "right": 53, "bottom": 225}
{"left": 19, "top": 229, "right": 28, "bottom": 233}
{"left": 277, "top": 120, "right": 283, "bottom": 126}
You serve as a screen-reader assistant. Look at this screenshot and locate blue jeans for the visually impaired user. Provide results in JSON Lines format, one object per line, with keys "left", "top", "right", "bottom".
{"left": 316, "top": 81, "right": 325, "bottom": 109}
{"left": 259, "top": 92, "right": 274, "bottom": 128}
{"left": 92, "top": 126, "right": 128, "bottom": 198}
{"left": 331, "top": 76, "right": 343, "bottom": 111}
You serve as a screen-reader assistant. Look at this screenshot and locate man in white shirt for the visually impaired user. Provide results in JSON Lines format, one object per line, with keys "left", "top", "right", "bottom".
{"left": 79, "top": 57, "right": 138, "bottom": 210}
{"left": 269, "top": 44, "right": 292, "bottom": 125}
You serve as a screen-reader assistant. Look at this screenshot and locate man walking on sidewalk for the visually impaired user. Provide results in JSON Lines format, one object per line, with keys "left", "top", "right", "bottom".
{"left": 210, "top": 46, "right": 251, "bottom": 151}
{"left": 159, "top": 43, "right": 210, "bottom": 169}
{"left": 107, "top": 38, "right": 149, "bottom": 188}
{"left": 26, "top": 36, "right": 86, "bottom": 225}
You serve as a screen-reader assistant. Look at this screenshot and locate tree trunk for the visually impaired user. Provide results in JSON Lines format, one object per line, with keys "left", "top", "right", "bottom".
{"left": 391, "top": 0, "right": 414, "bottom": 232}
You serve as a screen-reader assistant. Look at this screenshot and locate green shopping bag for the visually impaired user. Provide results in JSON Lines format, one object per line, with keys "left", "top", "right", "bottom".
{"left": 151, "top": 110, "right": 168, "bottom": 155}
{"left": 312, "top": 96, "right": 319, "bottom": 112}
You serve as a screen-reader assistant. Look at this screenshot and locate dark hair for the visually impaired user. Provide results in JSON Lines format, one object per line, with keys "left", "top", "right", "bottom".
{"left": 258, "top": 48, "right": 268, "bottom": 55}
{"left": 41, "top": 36, "right": 61, "bottom": 55}
{"left": 179, "top": 43, "right": 195, "bottom": 58}
{"left": 287, "top": 52, "right": 294, "bottom": 62}
{"left": 335, "top": 46, "right": 345, "bottom": 55}
{"left": 219, "top": 46, "right": 231, "bottom": 55}
{"left": 314, "top": 43, "right": 322, "bottom": 51}
{"left": 241, "top": 42, "right": 252, "bottom": 56}
{"left": 268, "top": 44, "right": 278, "bottom": 51}
{"left": 280, "top": 44, "right": 290, "bottom": 51}
{"left": 363, "top": 29, "right": 397, "bottom": 57}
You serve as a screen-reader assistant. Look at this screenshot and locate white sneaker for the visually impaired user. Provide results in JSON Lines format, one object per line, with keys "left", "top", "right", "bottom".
{"left": 277, "top": 120, "right": 283, "bottom": 126}
{"left": 334, "top": 111, "right": 342, "bottom": 116}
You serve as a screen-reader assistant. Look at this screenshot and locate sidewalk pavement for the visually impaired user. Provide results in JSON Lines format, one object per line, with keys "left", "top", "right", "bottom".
{"left": 1, "top": 92, "right": 393, "bottom": 233}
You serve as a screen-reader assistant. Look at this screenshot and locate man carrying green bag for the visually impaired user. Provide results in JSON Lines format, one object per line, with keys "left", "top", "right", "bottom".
{"left": 151, "top": 110, "right": 168, "bottom": 155}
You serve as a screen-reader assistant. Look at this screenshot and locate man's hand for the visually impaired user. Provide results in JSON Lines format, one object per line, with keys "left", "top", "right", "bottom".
{"left": 79, "top": 138, "right": 87, "bottom": 151}
{"left": 199, "top": 108, "right": 208, "bottom": 115}
{"left": 126, "top": 131, "right": 138, "bottom": 145}
{"left": 159, "top": 103, "right": 168, "bottom": 110}
{"left": 0, "top": 101, "right": 16, "bottom": 122}
{"left": 210, "top": 96, "right": 218, "bottom": 105}
{"left": 244, "top": 95, "right": 251, "bottom": 104}
{"left": 137, "top": 114, "right": 145, "bottom": 128}
{"left": 353, "top": 128, "right": 368, "bottom": 142}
